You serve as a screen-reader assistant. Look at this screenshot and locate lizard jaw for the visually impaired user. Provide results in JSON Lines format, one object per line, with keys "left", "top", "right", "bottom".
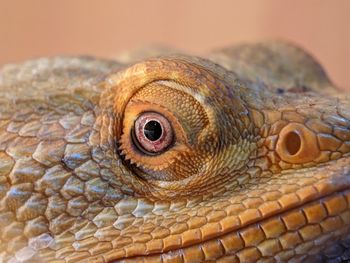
{"left": 105, "top": 157, "right": 350, "bottom": 262}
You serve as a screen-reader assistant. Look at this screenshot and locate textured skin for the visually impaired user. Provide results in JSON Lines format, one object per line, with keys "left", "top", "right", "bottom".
{"left": 0, "top": 42, "right": 349, "bottom": 263}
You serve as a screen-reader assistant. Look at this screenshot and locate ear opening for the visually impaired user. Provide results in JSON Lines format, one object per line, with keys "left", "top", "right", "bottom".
{"left": 276, "top": 123, "right": 320, "bottom": 164}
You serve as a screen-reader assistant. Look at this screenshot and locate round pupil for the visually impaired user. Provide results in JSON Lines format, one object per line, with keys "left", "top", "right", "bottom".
{"left": 144, "top": 120, "right": 162, "bottom": 141}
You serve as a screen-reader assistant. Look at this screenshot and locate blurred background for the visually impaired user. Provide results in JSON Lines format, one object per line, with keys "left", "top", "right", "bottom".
{"left": 0, "top": 0, "right": 349, "bottom": 89}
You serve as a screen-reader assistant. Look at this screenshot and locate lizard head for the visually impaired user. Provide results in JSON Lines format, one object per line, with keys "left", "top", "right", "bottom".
{"left": 0, "top": 42, "right": 350, "bottom": 262}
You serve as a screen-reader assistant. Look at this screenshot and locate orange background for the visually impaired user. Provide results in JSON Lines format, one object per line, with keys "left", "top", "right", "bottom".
{"left": 0, "top": 0, "right": 349, "bottom": 89}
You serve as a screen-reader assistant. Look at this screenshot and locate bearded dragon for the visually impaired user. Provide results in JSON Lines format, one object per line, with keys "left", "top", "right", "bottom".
{"left": 0, "top": 41, "right": 349, "bottom": 262}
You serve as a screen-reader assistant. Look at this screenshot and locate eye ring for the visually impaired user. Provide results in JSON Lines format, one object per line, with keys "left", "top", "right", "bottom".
{"left": 132, "top": 112, "right": 174, "bottom": 155}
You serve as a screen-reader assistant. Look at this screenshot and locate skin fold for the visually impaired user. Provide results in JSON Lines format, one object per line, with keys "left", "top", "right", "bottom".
{"left": 0, "top": 41, "right": 349, "bottom": 262}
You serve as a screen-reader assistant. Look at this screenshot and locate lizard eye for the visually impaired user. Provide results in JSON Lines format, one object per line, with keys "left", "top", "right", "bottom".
{"left": 117, "top": 79, "right": 207, "bottom": 175}
{"left": 113, "top": 58, "right": 241, "bottom": 192}
{"left": 133, "top": 112, "right": 173, "bottom": 154}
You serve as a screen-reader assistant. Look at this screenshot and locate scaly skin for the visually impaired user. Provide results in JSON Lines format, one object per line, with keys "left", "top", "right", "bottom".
{"left": 0, "top": 41, "right": 349, "bottom": 262}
